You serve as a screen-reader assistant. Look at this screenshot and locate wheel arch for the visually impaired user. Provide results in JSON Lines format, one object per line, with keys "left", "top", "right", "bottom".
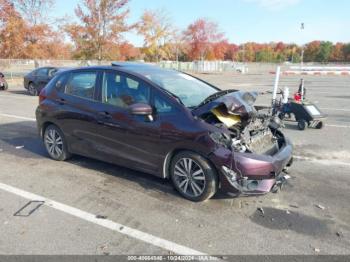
{"left": 40, "top": 121, "right": 58, "bottom": 138}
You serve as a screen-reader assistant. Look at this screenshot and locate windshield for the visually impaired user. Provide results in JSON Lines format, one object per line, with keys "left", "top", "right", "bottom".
{"left": 134, "top": 68, "right": 218, "bottom": 108}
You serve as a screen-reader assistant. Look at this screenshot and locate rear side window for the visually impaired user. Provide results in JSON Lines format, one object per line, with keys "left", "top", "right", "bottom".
{"left": 65, "top": 72, "right": 97, "bottom": 100}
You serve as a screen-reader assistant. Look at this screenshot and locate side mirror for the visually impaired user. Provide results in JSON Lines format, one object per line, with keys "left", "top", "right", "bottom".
{"left": 129, "top": 103, "right": 153, "bottom": 116}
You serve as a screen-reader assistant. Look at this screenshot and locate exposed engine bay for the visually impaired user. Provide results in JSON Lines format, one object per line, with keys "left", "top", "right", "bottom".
{"left": 199, "top": 91, "right": 282, "bottom": 155}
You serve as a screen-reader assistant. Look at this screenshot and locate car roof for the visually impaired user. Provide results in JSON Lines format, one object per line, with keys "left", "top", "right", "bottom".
{"left": 111, "top": 62, "right": 158, "bottom": 70}
{"left": 64, "top": 62, "right": 173, "bottom": 77}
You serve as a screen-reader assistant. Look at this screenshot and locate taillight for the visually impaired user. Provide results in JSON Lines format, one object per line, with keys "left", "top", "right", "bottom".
{"left": 39, "top": 88, "right": 47, "bottom": 104}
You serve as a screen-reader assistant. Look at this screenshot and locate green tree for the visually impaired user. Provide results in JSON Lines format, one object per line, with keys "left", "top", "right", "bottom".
{"left": 316, "top": 41, "right": 333, "bottom": 62}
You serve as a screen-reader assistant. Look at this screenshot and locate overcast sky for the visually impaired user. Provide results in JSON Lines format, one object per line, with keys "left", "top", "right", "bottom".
{"left": 54, "top": 0, "right": 350, "bottom": 46}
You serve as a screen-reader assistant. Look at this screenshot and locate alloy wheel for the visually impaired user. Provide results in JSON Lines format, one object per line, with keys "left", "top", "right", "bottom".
{"left": 44, "top": 128, "right": 64, "bottom": 159}
{"left": 28, "top": 84, "right": 37, "bottom": 96}
{"left": 173, "top": 158, "right": 206, "bottom": 197}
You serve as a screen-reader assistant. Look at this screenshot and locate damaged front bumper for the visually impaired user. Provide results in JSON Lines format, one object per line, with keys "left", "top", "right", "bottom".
{"left": 209, "top": 138, "right": 293, "bottom": 195}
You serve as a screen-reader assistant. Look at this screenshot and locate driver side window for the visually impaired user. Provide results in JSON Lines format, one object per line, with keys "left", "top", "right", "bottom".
{"left": 153, "top": 92, "right": 178, "bottom": 114}
{"left": 102, "top": 71, "right": 150, "bottom": 108}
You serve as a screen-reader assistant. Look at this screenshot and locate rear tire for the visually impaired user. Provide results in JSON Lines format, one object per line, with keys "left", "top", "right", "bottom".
{"left": 28, "top": 83, "right": 38, "bottom": 96}
{"left": 43, "top": 125, "right": 71, "bottom": 161}
{"left": 297, "top": 120, "right": 306, "bottom": 130}
{"left": 170, "top": 151, "right": 218, "bottom": 202}
{"left": 1, "top": 81, "right": 8, "bottom": 90}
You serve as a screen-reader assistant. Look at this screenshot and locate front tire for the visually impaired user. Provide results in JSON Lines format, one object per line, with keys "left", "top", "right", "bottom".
{"left": 43, "top": 125, "right": 71, "bottom": 161}
{"left": 170, "top": 151, "right": 218, "bottom": 202}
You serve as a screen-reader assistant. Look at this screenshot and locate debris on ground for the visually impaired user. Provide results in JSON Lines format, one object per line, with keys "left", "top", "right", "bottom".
{"left": 15, "top": 145, "right": 24, "bottom": 149}
{"left": 286, "top": 210, "right": 291, "bottom": 214}
{"left": 119, "top": 226, "right": 124, "bottom": 231}
{"left": 315, "top": 204, "right": 325, "bottom": 210}
{"left": 310, "top": 244, "right": 320, "bottom": 253}
{"left": 96, "top": 215, "right": 107, "bottom": 219}
{"left": 257, "top": 207, "right": 264, "bottom": 216}
{"left": 336, "top": 231, "right": 343, "bottom": 238}
{"left": 289, "top": 204, "right": 299, "bottom": 208}
{"left": 99, "top": 244, "right": 108, "bottom": 250}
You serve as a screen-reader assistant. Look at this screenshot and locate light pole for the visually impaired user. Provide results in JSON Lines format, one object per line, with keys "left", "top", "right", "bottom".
{"left": 300, "top": 22, "right": 305, "bottom": 68}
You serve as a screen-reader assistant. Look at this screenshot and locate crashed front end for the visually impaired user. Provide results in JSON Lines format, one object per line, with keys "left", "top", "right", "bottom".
{"left": 194, "top": 91, "right": 293, "bottom": 195}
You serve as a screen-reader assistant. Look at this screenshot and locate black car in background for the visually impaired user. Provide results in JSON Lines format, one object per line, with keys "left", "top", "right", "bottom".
{"left": 24, "top": 67, "right": 63, "bottom": 96}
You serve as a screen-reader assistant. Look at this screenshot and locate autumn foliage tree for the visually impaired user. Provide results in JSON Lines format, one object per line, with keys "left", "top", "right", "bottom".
{"left": 137, "top": 9, "right": 175, "bottom": 62}
{"left": 11, "top": 0, "right": 54, "bottom": 25}
{"left": 183, "top": 19, "right": 224, "bottom": 61}
{"left": 0, "top": 0, "right": 26, "bottom": 58}
{"left": 2, "top": 1, "right": 350, "bottom": 63}
{"left": 0, "top": 0, "right": 71, "bottom": 59}
{"left": 65, "top": 0, "right": 131, "bottom": 60}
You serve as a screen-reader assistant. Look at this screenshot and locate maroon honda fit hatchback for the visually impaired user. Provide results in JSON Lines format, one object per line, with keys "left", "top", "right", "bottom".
{"left": 36, "top": 63, "right": 293, "bottom": 201}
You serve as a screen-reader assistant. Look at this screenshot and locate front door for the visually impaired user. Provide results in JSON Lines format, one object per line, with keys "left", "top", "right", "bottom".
{"left": 93, "top": 70, "right": 163, "bottom": 173}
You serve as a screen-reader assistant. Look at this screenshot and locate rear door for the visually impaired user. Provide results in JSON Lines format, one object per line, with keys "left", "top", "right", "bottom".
{"left": 55, "top": 70, "right": 102, "bottom": 157}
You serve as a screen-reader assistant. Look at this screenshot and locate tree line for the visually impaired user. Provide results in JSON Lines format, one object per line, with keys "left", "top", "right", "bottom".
{"left": 1, "top": 0, "right": 350, "bottom": 63}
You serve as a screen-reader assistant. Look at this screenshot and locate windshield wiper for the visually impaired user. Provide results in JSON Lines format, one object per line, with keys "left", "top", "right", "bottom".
{"left": 195, "top": 89, "right": 237, "bottom": 108}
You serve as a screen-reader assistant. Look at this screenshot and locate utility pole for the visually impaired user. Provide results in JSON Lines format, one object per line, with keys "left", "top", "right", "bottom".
{"left": 300, "top": 22, "right": 305, "bottom": 68}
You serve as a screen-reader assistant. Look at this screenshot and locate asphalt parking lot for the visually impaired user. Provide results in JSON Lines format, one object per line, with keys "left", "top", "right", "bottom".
{"left": 0, "top": 72, "right": 350, "bottom": 256}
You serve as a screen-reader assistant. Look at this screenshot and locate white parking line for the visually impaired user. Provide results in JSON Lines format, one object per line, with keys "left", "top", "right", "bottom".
{"left": 0, "top": 182, "right": 207, "bottom": 256}
{"left": 294, "top": 156, "right": 350, "bottom": 167}
{"left": 320, "top": 107, "right": 350, "bottom": 112}
{"left": 0, "top": 94, "right": 34, "bottom": 100}
{"left": 326, "top": 124, "right": 350, "bottom": 128}
{"left": 0, "top": 113, "right": 35, "bottom": 121}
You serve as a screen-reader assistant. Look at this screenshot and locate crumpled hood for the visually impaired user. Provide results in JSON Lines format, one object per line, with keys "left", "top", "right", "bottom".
{"left": 192, "top": 91, "right": 259, "bottom": 119}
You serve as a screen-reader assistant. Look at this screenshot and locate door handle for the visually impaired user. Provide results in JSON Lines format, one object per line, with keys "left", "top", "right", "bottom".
{"left": 56, "top": 98, "right": 66, "bottom": 105}
{"left": 97, "top": 111, "right": 112, "bottom": 119}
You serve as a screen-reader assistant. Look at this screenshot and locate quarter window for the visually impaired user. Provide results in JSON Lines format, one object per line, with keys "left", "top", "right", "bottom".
{"left": 55, "top": 73, "right": 69, "bottom": 91}
{"left": 102, "top": 72, "right": 150, "bottom": 108}
{"left": 65, "top": 72, "right": 97, "bottom": 100}
{"left": 48, "top": 68, "right": 58, "bottom": 77}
